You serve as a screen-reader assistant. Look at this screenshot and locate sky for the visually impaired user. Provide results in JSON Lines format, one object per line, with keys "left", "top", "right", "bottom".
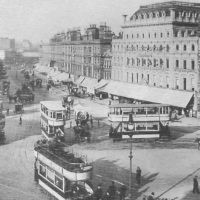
{"left": 0, "top": 0, "right": 199, "bottom": 43}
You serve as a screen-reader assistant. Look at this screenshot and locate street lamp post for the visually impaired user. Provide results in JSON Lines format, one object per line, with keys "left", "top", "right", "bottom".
{"left": 126, "top": 113, "right": 134, "bottom": 200}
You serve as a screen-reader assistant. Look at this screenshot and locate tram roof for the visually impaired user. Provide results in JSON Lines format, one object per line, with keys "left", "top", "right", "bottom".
{"left": 109, "top": 103, "right": 170, "bottom": 108}
{"left": 40, "top": 101, "right": 65, "bottom": 111}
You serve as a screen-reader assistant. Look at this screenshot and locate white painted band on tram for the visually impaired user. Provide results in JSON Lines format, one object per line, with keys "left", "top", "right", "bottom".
{"left": 39, "top": 180, "right": 65, "bottom": 200}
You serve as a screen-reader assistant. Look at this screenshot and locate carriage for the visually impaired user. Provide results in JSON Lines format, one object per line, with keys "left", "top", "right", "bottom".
{"left": 14, "top": 103, "right": 24, "bottom": 114}
{"left": 35, "top": 78, "right": 42, "bottom": 88}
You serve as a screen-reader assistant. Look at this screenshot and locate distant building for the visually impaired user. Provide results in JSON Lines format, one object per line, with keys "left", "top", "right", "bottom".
{"left": 40, "top": 22, "right": 113, "bottom": 79}
{"left": 0, "top": 38, "right": 15, "bottom": 50}
{"left": 21, "top": 40, "right": 32, "bottom": 50}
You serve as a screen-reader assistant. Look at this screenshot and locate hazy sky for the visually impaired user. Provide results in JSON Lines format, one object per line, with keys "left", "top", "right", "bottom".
{"left": 0, "top": 0, "right": 199, "bottom": 43}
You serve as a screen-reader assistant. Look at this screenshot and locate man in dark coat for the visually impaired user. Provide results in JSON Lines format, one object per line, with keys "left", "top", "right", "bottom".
{"left": 119, "top": 184, "right": 127, "bottom": 200}
{"left": 107, "top": 181, "right": 117, "bottom": 200}
{"left": 193, "top": 176, "right": 199, "bottom": 193}
{"left": 136, "top": 167, "right": 142, "bottom": 185}
{"left": 94, "top": 184, "right": 103, "bottom": 200}
{"left": 148, "top": 192, "right": 155, "bottom": 200}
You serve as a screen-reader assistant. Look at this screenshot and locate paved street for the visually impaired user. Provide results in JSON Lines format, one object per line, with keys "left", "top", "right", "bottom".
{"left": 0, "top": 68, "right": 200, "bottom": 200}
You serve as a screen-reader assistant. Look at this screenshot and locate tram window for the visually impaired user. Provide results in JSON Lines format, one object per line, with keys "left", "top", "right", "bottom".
{"left": 47, "top": 167, "right": 55, "bottom": 184}
{"left": 147, "top": 107, "right": 158, "bottom": 114}
{"left": 53, "top": 112, "right": 56, "bottom": 118}
{"left": 39, "top": 163, "right": 46, "bottom": 177}
{"left": 135, "top": 108, "right": 146, "bottom": 115}
{"left": 136, "top": 122, "right": 146, "bottom": 130}
{"left": 163, "top": 107, "right": 168, "bottom": 114}
{"left": 49, "top": 126, "right": 53, "bottom": 134}
{"left": 147, "top": 122, "right": 158, "bottom": 130}
{"left": 110, "top": 108, "right": 114, "bottom": 114}
{"left": 55, "top": 175, "right": 63, "bottom": 190}
{"left": 57, "top": 112, "right": 63, "bottom": 119}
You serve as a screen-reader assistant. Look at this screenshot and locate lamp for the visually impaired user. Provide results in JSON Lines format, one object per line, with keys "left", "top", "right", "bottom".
{"left": 125, "top": 113, "right": 134, "bottom": 200}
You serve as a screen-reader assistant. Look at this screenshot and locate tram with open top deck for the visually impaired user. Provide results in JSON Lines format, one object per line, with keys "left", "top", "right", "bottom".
{"left": 108, "top": 103, "right": 170, "bottom": 139}
{"left": 34, "top": 140, "right": 93, "bottom": 200}
{"left": 40, "top": 101, "right": 66, "bottom": 140}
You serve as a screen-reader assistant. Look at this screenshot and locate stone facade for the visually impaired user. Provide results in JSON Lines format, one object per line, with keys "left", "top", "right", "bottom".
{"left": 40, "top": 23, "right": 112, "bottom": 79}
{"left": 111, "top": 1, "right": 200, "bottom": 109}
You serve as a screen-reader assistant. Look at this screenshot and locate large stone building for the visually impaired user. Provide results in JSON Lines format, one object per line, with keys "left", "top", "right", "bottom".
{"left": 40, "top": 23, "right": 112, "bottom": 80}
{"left": 111, "top": 1, "right": 200, "bottom": 111}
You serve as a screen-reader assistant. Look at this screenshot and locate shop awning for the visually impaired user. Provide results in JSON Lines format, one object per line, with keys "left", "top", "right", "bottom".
{"left": 94, "top": 79, "right": 110, "bottom": 89}
{"left": 99, "top": 80, "right": 193, "bottom": 108}
{"left": 86, "top": 78, "right": 98, "bottom": 94}
{"left": 53, "top": 73, "right": 69, "bottom": 81}
{"left": 75, "top": 76, "right": 85, "bottom": 85}
{"left": 80, "top": 77, "right": 96, "bottom": 88}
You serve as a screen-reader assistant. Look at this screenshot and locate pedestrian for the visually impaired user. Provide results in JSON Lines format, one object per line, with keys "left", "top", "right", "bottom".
{"left": 193, "top": 176, "right": 199, "bottom": 193}
{"left": 107, "top": 181, "right": 117, "bottom": 200}
{"left": 90, "top": 115, "right": 93, "bottom": 128}
{"left": 119, "top": 184, "right": 127, "bottom": 200}
{"left": 136, "top": 166, "right": 142, "bottom": 185}
{"left": 76, "top": 119, "right": 79, "bottom": 127}
{"left": 94, "top": 184, "right": 103, "bottom": 200}
{"left": 86, "top": 112, "right": 89, "bottom": 122}
{"left": 19, "top": 115, "right": 22, "bottom": 125}
{"left": 6, "top": 107, "right": 9, "bottom": 116}
{"left": 148, "top": 192, "right": 155, "bottom": 200}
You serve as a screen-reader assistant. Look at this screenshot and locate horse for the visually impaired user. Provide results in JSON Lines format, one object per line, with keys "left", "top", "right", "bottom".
{"left": 195, "top": 138, "right": 200, "bottom": 150}
{"left": 8, "top": 95, "right": 18, "bottom": 104}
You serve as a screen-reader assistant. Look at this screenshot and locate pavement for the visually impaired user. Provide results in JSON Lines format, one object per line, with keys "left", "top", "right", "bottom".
{"left": 1, "top": 68, "right": 200, "bottom": 200}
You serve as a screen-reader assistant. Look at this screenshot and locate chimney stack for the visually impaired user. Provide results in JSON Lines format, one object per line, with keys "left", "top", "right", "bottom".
{"left": 122, "top": 15, "right": 127, "bottom": 24}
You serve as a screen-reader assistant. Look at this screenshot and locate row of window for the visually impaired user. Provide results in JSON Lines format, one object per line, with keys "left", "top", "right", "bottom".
{"left": 112, "top": 71, "right": 195, "bottom": 91}
{"left": 124, "top": 29, "right": 197, "bottom": 40}
{"left": 113, "top": 43, "right": 196, "bottom": 53}
{"left": 131, "top": 10, "right": 199, "bottom": 21}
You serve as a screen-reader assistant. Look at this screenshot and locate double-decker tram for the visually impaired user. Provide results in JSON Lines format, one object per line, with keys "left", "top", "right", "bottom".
{"left": 108, "top": 103, "right": 170, "bottom": 139}
{"left": 40, "top": 101, "right": 66, "bottom": 140}
{"left": 34, "top": 140, "right": 93, "bottom": 200}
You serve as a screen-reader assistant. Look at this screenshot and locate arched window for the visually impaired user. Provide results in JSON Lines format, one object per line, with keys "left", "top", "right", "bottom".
{"left": 132, "top": 34, "right": 134, "bottom": 38}
{"left": 127, "top": 34, "right": 129, "bottom": 39}
{"left": 191, "top": 44, "right": 195, "bottom": 51}
{"left": 137, "top": 34, "right": 139, "bottom": 38}
{"left": 183, "top": 44, "right": 187, "bottom": 51}
{"left": 176, "top": 44, "right": 179, "bottom": 51}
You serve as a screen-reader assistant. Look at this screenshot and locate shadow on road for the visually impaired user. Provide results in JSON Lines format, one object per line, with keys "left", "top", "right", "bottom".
{"left": 93, "top": 158, "right": 158, "bottom": 199}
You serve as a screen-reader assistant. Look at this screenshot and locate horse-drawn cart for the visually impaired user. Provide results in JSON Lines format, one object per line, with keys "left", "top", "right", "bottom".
{"left": 14, "top": 103, "right": 24, "bottom": 114}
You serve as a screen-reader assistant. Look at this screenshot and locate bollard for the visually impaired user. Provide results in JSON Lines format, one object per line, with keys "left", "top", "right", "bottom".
{"left": 70, "top": 121, "right": 72, "bottom": 128}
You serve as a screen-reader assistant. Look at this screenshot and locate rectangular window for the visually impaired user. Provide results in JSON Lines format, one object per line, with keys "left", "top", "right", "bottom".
{"left": 153, "top": 75, "right": 156, "bottom": 86}
{"left": 191, "top": 78, "right": 195, "bottom": 91}
{"left": 183, "top": 78, "right": 186, "bottom": 90}
{"left": 39, "top": 163, "right": 46, "bottom": 178}
{"left": 191, "top": 60, "right": 195, "bottom": 70}
{"left": 159, "top": 76, "right": 162, "bottom": 87}
{"left": 166, "top": 59, "right": 169, "bottom": 68}
{"left": 175, "top": 78, "right": 179, "bottom": 89}
{"left": 57, "top": 112, "right": 63, "bottom": 120}
{"left": 166, "top": 76, "right": 169, "bottom": 88}
{"left": 176, "top": 60, "right": 179, "bottom": 68}
{"left": 183, "top": 60, "right": 187, "bottom": 69}
{"left": 47, "top": 167, "right": 55, "bottom": 184}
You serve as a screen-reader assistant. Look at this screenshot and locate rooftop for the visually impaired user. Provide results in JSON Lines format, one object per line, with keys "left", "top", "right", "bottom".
{"left": 40, "top": 101, "right": 65, "bottom": 111}
{"left": 140, "top": 1, "right": 200, "bottom": 9}
{"left": 109, "top": 103, "right": 170, "bottom": 108}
